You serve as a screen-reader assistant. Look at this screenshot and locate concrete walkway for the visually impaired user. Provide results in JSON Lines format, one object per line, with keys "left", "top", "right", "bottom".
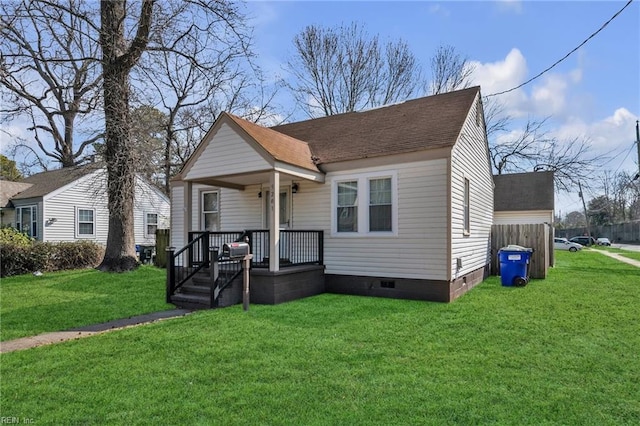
{"left": 591, "top": 249, "right": 640, "bottom": 268}
{"left": 0, "top": 309, "right": 192, "bottom": 354}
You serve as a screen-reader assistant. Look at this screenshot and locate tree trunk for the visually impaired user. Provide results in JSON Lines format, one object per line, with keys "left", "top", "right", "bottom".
{"left": 98, "top": 64, "right": 138, "bottom": 271}
{"left": 97, "top": 0, "right": 153, "bottom": 271}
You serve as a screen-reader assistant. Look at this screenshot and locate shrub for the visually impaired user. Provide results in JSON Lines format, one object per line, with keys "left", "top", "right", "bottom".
{"left": 0, "top": 227, "right": 33, "bottom": 247}
{"left": 0, "top": 239, "right": 105, "bottom": 277}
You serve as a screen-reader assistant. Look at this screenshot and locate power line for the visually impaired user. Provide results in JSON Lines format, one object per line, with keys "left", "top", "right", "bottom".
{"left": 486, "top": 0, "right": 635, "bottom": 98}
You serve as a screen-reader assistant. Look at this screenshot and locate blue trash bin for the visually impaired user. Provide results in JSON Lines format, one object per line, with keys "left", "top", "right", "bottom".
{"left": 498, "top": 245, "right": 533, "bottom": 287}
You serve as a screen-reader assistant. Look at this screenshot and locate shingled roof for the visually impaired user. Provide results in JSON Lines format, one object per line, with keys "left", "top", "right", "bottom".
{"left": 493, "top": 171, "right": 555, "bottom": 211}
{"left": 224, "top": 113, "right": 320, "bottom": 172}
{"left": 0, "top": 181, "right": 33, "bottom": 208}
{"left": 271, "top": 86, "right": 480, "bottom": 165}
{"left": 11, "top": 163, "right": 103, "bottom": 200}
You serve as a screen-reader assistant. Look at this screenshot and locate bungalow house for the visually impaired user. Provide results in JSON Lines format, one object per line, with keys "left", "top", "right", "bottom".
{"left": 3, "top": 163, "right": 170, "bottom": 247}
{"left": 168, "top": 86, "right": 494, "bottom": 307}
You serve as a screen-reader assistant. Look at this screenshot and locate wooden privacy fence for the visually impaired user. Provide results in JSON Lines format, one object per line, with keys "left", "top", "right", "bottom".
{"left": 155, "top": 229, "right": 170, "bottom": 268}
{"left": 491, "top": 224, "right": 551, "bottom": 279}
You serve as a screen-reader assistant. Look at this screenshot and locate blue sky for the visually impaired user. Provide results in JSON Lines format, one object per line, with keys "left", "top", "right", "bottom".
{"left": 247, "top": 0, "right": 640, "bottom": 214}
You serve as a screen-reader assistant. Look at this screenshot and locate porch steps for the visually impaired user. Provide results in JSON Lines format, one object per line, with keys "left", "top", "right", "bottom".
{"left": 170, "top": 271, "right": 242, "bottom": 310}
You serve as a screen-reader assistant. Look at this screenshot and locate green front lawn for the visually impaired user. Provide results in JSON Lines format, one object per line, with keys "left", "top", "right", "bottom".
{"left": 0, "top": 266, "right": 174, "bottom": 341}
{"left": 1, "top": 252, "right": 639, "bottom": 424}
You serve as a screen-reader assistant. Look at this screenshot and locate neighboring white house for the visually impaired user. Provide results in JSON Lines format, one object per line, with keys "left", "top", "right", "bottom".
{"left": 5, "top": 163, "right": 170, "bottom": 246}
{"left": 170, "top": 86, "right": 494, "bottom": 303}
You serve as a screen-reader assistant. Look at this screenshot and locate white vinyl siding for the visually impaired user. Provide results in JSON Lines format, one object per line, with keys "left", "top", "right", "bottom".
{"left": 170, "top": 184, "right": 185, "bottom": 248}
{"left": 185, "top": 123, "right": 271, "bottom": 180}
{"left": 133, "top": 177, "right": 170, "bottom": 245}
{"left": 494, "top": 211, "right": 553, "bottom": 225}
{"left": 324, "top": 161, "right": 448, "bottom": 280}
{"left": 43, "top": 170, "right": 108, "bottom": 243}
{"left": 450, "top": 93, "right": 494, "bottom": 279}
{"left": 42, "top": 170, "right": 169, "bottom": 246}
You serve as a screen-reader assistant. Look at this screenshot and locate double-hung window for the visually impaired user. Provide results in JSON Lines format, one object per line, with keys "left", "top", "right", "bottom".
{"left": 333, "top": 171, "right": 397, "bottom": 236}
{"left": 16, "top": 206, "right": 37, "bottom": 238}
{"left": 145, "top": 213, "right": 158, "bottom": 237}
{"left": 201, "top": 191, "right": 219, "bottom": 231}
{"left": 76, "top": 207, "right": 95, "bottom": 238}
{"left": 337, "top": 181, "right": 358, "bottom": 232}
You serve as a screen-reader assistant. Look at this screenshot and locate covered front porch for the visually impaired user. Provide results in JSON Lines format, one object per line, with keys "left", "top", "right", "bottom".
{"left": 166, "top": 229, "right": 325, "bottom": 309}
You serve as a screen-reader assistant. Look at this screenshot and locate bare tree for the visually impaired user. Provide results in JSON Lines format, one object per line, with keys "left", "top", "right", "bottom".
{"left": 0, "top": 0, "right": 103, "bottom": 168}
{"left": 134, "top": 9, "right": 279, "bottom": 193}
{"left": 489, "top": 115, "right": 601, "bottom": 193}
{"left": 285, "top": 23, "right": 424, "bottom": 117}
{"left": 428, "top": 44, "right": 475, "bottom": 95}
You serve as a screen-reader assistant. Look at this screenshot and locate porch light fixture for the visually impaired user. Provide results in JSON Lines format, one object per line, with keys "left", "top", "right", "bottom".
{"left": 291, "top": 183, "right": 299, "bottom": 193}
{"left": 258, "top": 191, "right": 262, "bottom": 198}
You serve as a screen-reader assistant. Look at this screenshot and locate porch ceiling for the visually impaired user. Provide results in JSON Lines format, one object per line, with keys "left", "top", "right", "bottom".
{"left": 188, "top": 170, "right": 304, "bottom": 189}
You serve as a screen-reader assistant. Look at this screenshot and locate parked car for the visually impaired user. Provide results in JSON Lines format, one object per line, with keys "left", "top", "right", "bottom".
{"left": 570, "top": 236, "right": 596, "bottom": 247}
{"left": 554, "top": 237, "right": 582, "bottom": 252}
{"left": 596, "top": 237, "right": 612, "bottom": 246}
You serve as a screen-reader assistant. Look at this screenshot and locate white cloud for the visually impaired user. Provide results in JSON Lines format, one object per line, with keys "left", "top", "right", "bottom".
{"left": 553, "top": 108, "right": 638, "bottom": 157}
{"left": 470, "top": 48, "right": 528, "bottom": 114}
{"left": 531, "top": 74, "right": 569, "bottom": 116}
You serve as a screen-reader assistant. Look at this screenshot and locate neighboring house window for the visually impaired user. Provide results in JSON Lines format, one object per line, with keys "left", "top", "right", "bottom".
{"left": 337, "top": 181, "right": 358, "bottom": 232}
{"left": 333, "top": 172, "right": 397, "bottom": 236}
{"left": 463, "top": 178, "right": 470, "bottom": 235}
{"left": 16, "top": 206, "right": 37, "bottom": 238}
{"left": 202, "top": 191, "right": 219, "bottom": 231}
{"left": 76, "top": 207, "right": 96, "bottom": 238}
{"left": 145, "top": 213, "right": 158, "bottom": 237}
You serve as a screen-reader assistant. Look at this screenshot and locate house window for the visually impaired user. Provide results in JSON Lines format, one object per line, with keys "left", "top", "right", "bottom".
{"left": 16, "top": 206, "right": 37, "bottom": 238}
{"left": 463, "top": 178, "right": 470, "bottom": 235}
{"left": 145, "top": 213, "right": 158, "bottom": 237}
{"left": 337, "top": 181, "right": 358, "bottom": 232}
{"left": 201, "top": 191, "right": 219, "bottom": 231}
{"left": 369, "top": 178, "right": 392, "bottom": 232}
{"left": 333, "top": 171, "right": 397, "bottom": 236}
{"left": 76, "top": 207, "right": 95, "bottom": 237}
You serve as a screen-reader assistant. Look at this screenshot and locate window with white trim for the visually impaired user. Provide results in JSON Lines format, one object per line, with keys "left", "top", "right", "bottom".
{"left": 369, "top": 178, "right": 392, "bottom": 232}
{"left": 16, "top": 205, "right": 37, "bottom": 238}
{"left": 201, "top": 191, "right": 219, "bottom": 231}
{"left": 463, "top": 178, "right": 470, "bottom": 235}
{"left": 76, "top": 207, "right": 95, "bottom": 237}
{"left": 145, "top": 213, "right": 158, "bottom": 237}
{"left": 333, "top": 171, "right": 397, "bottom": 236}
{"left": 337, "top": 181, "right": 358, "bottom": 232}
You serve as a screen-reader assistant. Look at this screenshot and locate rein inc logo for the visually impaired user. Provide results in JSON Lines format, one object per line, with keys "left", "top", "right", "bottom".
{"left": 0, "top": 419, "right": 34, "bottom": 424}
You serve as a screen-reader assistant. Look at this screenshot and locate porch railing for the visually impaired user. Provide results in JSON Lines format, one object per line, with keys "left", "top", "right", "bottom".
{"left": 167, "top": 229, "right": 323, "bottom": 306}
{"left": 245, "top": 230, "right": 324, "bottom": 268}
{"left": 166, "top": 232, "right": 210, "bottom": 301}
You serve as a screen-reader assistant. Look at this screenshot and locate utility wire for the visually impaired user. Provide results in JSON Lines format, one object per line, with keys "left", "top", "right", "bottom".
{"left": 612, "top": 143, "right": 636, "bottom": 174}
{"left": 486, "top": 0, "right": 635, "bottom": 98}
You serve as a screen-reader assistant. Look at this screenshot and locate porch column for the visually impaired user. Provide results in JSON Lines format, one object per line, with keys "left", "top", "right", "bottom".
{"left": 184, "top": 180, "right": 193, "bottom": 246}
{"left": 269, "top": 171, "right": 280, "bottom": 272}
